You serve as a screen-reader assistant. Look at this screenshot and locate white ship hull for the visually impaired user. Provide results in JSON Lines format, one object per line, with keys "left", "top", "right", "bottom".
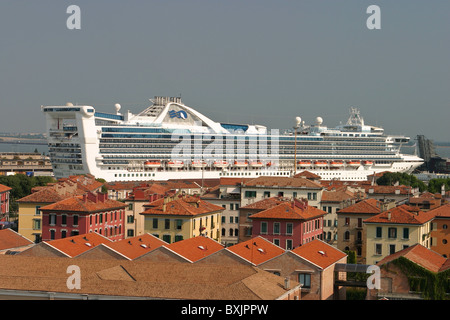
{"left": 42, "top": 98, "right": 424, "bottom": 182}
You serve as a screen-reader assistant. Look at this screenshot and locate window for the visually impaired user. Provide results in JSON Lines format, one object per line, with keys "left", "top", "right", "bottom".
{"left": 73, "top": 215, "right": 78, "bottom": 227}
{"left": 127, "top": 229, "right": 134, "bottom": 237}
{"left": 344, "top": 231, "right": 350, "bottom": 241}
{"left": 50, "top": 229, "right": 55, "bottom": 240}
{"left": 175, "top": 219, "right": 182, "bottom": 230}
{"left": 245, "top": 191, "right": 257, "bottom": 198}
{"left": 286, "top": 223, "right": 293, "bottom": 235}
{"left": 175, "top": 235, "right": 183, "bottom": 242}
{"left": 35, "top": 206, "right": 41, "bottom": 216}
{"left": 261, "top": 222, "right": 268, "bottom": 234}
{"left": 307, "top": 192, "right": 317, "bottom": 201}
{"left": 273, "top": 222, "right": 280, "bottom": 234}
{"left": 61, "top": 230, "right": 67, "bottom": 238}
{"left": 222, "top": 228, "right": 226, "bottom": 236}
{"left": 389, "top": 244, "right": 396, "bottom": 255}
{"left": 345, "top": 217, "right": 350, "bottom": 225}
{"left": 221, "top": 216, "right": 225, "bottom": 223}
{"left": 357, "top": 218, "right": 362, "bottom": 228}
{"left": 274, "top": 239, "right": 280, "bottom": 246}
{"left": 293, "top": 192, "right": 297, "bottom": 198}
{"left": 229, "top": 216, "right": 234, "bottom": 223}
{"left": 286, "top": 239, "right": 293, "bottom": 250}
{"left": 32, "top": 219, "right": 41, "bottom": 230}
{"left": 403, "top": 228, "right": 409, "bottom": 240}
{"left": 388, "top": 227, "right": 397, "bottom": 239}
{"left": 162, "top": 234, "right": 171, "bottom": 244}
{"left": 375, "top": 243, "right": 382, "bottom": 255}
{"left": 49, "top": 214, "right": 56, "bottom": 226}
{"left": 152, "top": 218, "right": 158, "bottom": 229}
{"left": 376, "top": 227, "right": 382, "bottom": 238}
{"left": 127, "top": 215, "right": 134, "bottom": 223}
{"left": 61, "top": 214, "right": 67, "bottom": 226}
{"left": 298, "top": 273, "right": 311, "bottom": 289}
{"left": 164, "top": 219, "right": 170, "bottom": 230}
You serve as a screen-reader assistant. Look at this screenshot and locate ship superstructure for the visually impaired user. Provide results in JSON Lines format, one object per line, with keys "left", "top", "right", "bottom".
{"left": 42, "top": 97, "right": 423, "bottom": 181}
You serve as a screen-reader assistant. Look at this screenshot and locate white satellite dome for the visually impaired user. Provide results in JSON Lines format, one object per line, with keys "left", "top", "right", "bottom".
{"left": 66, "top": 102, "right": 73, "bottom": 107}
{"left": 115, "top": 103, "right": 121, "bottom": 113}
{"left": 295, "top": 116, "right": 302, "bottom": 126}
{"left": 316, "top": 116, "right": 323, "bottom": 125}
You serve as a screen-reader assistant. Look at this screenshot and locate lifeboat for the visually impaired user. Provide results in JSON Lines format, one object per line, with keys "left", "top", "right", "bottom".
{"left": 330, "top": 160, "right": 344, "bottom": 167}
{"left": 250, "top": 161, "right": 263, "bottom": 167}
{"left": 313, "top": 160, "right": 328, "bottom": 166}
{"left": 144, "top": 160, "right": 161, "bottom": 168}
{"left": 362, "top": 160, "right": 373, "bottom": 166}
{"left": 347, "top": 160, "right": 361, "bottom": 167}
{"left": 191, "top": 160, "right": 207, "bottom": 168}
{"left": 234, "top": 161, "right": 248, "bottom": 167}
{"left": 297, "top": 160, "right": 312, "bottom": 167}
{"left": 213, "top": 160, "right": 229, "bottom": 168}
{"left": 168, "top": 160, "right": 184, "bottom": 168}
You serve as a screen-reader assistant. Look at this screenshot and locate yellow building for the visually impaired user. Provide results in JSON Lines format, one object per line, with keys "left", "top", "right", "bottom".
{"left": 140, "top": 194, "right": 224, "bottom": 244}
{"left": 364, "top": 205, "right": 436, "bottom": 265}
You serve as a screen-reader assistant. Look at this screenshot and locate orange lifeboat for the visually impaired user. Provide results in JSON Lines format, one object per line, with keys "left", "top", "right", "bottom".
{"left": 168, "top": 160, "right": 184, "bottom": 168}
{"left": 234, "top": 161, "right": 248, "bottom": 167}
{"left": 144, "top": 160, "right": 161, "bottom": 168}
{"left": 214, "top": 160, "right": 229, "bottom": 168}
{"left": 297, "top": 160, "right": 312, "bottom": 167}
{"left": 314, "top": 160, "right": 328, "bottom": 166}
{"left": 330, "top": 160, "right": 344, "bottom": 167}
{"left": 362, "top": 160, "right": 373, "bottom": 166}
{"left": 192, "top": 160, "right": 207, "bottom": 168}
{"left": 347, "top": 160, "right": 361, "bottom": 167}
{"left": 250, "top": 161, "right": 263, "bottom": 167}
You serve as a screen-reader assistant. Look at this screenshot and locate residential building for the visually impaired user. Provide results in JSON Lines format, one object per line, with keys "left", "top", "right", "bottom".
{"left": 39, "top": 192, "right": 127, "bottom": 241}
{"left": 239, "top": 197, "right": 290, "bottom": 243}
{"left": 240, "top": 176, "right": 324, "bottom": 208}
{"left": 17, "top": 179, "right": 84, "bottom": 242}
{"left": 140, "top": 193, "right": 224, "bottom": 244}
{"left": 363, "top": 185, "right": 419, "bottom": 203}
{"left": 371, "top": 244, "right": 450, "bottom": 300}
{"left": 0, "top": 184, "right": 11, "bottom": 220}
{"left": 430, "top": 204, "right": 450, "bottom": 258}
{"left": 249, "top": 198, "right": 326, "bottom": 249}
{"left": 201, "top": 178, "right": 250, "bottom": 246}
{"left": 320, "top": 188, "right": 362, "bottom": 246}
{"left": 408, "top": 192, "right": 444, "bottom": 211}
{"left": 364, "top": 205, "right": 437, "bottom": 265}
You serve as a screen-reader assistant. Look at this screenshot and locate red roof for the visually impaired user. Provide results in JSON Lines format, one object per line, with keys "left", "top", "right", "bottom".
{"left": 0, "top": 184, "right": 12, "bottom": 193}
{"left": 44, "top": 232, "right": 113, "bottom": 258}
{"left": 249, "top": 201, "right": 326, "bottom": 221}
{"left": 106, "top": 233, "right": 167, "bottom": 259}
{"left": 428, "top": 204, "right": 450, "bottom": 218}
{"left": 39, "top": 193, "right": 127, "bottom": 213}
{"left": 290, "top": 239, "right": 347, "bottom": 269}
{"left": 226, "top": 236, "right": 285, "bottom": 265}
{"left": 240, "top": 197, "right": 290, "bottom": 210}
{"left": 141, "top": 195, "right": 224, "bottom": 216}
{"left": 243, "top": 176, "right": 323, "bottom": 189}
{"left": 337, "top": 199, "right": 383, "bottom": 214}
{"left": 376, "top": 244, "right": 447, "bottom": 273}
{"left": 364, "top": 205, "right": 436, "bottom": 225}
{"left": 165, "top": 236, "right": 224, "bottom": 262}
{"left": 0, "top": 229, "right": 33, "bottom": 250}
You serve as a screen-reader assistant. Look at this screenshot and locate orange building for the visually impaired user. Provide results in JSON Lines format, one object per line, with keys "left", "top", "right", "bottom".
{"left": 430, "top": 204, "right": 450, "bottom": 258}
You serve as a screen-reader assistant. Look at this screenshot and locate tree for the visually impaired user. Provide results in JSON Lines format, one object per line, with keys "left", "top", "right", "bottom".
{"left": 376, "top": 172, "right": 427, "bottom": 192}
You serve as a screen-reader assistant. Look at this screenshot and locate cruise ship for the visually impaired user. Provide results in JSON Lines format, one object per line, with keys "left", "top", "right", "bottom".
{"left": 42, "top": 96, "right": 423, "bottom": 181}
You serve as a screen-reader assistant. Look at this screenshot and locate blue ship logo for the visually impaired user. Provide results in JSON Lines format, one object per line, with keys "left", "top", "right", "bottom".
{"left": 169, "top": 110, "right": 188, "bottom": 119}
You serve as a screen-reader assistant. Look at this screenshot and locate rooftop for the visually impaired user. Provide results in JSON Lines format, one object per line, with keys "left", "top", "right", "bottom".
{"left": 243, "top": 176, "right": 323, "bottom": 189}
{"left": 0, "top": 228, "right": 34, "bottom": 252}
{"left": 165, "top": 236, "right": 224, "bottom": 263}
{"left": 39, "top": 192, "right": 127, "bottom": 213}
{"left": 249, "top": 199, "right": 326, "bottom": 221}
{"left": 290, "top": 239, "right": 347, "bottom": 269}
{"left": 337, "top": 198, "right": 384, "bottom": 214}
{"left": 226, "top": 236, "right": 285, "bottom": 265}
{"left": 364, "top": 205, "right": 436, "bottom": 225}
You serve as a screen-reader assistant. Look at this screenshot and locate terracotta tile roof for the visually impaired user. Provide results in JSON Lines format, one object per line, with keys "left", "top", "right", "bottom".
{"left": 165, "top": 236, "right": 224, "bottom": 262}
{"left": 249, "top": 200, "right": 326, "bottom": 221}
{"left": 376, "top": 244, "right": 447, "bottom": 273}
{"left": 0, "top": 184, "right": 12, "bottom": 193}
{"left": 240, "top": 197, "right": 290, "bottom": 210}
{"left": 363, "top": 185, "right": 414, "bottom": 195}
{"left": 39, "top": 193, "right": 127, "bottom": 213}
{"left": 43, "top": 232, "right": 113, "bottom": 258}
{"left": 364, "top": 205, "right": 436, "bottom": 225}
{"left": 337, "top": 198, "right": 383, "bottom": 214}
{"left": 428, "top": 204, "right": 450, "bottom": 218}
{"left": 141, "top": 194, "right": 224, "bottom": 216}
{"left": 226, "top": 236, "right": 285, "bottom": 265}
{"left": 16, "top": 180, "right": 86, "bottom": 203}
{"left": 219, "top": 177, "right": 253, "bottom": 186}
{"left": 243, "top": 176, "right": 323, "bottom": 189}
{"left": 293, "top": 171, "right": 321, "bottom": 180}
{"left": 0, "top": 256, "right": 298, "bottom": 300}
{"left": 0, "top": 229, "right": 34, "bottom": 251}
{"left": 321, "top": 189, "right": 357, "bottom": 202}
{"left": 290, "top": 239, "right": 347, "bottom": 269}
{"left": 106, "top": 233, "right": 167, "bottom": 260}
{"left": 64, "top": 174, "right": 104, "bottom": 192}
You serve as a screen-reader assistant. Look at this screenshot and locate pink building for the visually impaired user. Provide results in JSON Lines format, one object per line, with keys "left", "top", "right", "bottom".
{"left": 40, "top": 192, "right": 127, "bottom": 241}
{"left": 0, "top": 184, "right": 11, "bottom": 217}
{"left": 250, "top": 198, "right": 326, "bottom": 250}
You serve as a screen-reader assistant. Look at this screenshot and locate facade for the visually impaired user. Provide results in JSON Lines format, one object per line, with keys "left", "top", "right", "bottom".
{"left": 39, "top": 192, "right": 127, "bottom": 241}
{"left": 429, "top": 204, "right": 450, "bottom": 258}
{"left": 249, "top": 198, "right": 326, "bottom": 250}
{"left": 364, "top": 205, "right": 437, "bottom": 265}
{"left": 140, "top": 193, "right": 224, "bottom": 244}
{"left": 336, "top": 198, "right": 393, "bottom": 263}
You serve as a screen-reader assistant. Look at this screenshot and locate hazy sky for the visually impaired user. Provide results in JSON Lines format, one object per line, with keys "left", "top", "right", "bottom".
{"left": 0, "top": 1, "right": 449, "bottom": 142}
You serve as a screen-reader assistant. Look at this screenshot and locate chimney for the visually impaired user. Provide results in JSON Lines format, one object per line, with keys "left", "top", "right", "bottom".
{"left": 387, "top": 211, "right": 391, "bottom": 220}
{"left": 284, "top": 277, "right": 290, "bottom": 290}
